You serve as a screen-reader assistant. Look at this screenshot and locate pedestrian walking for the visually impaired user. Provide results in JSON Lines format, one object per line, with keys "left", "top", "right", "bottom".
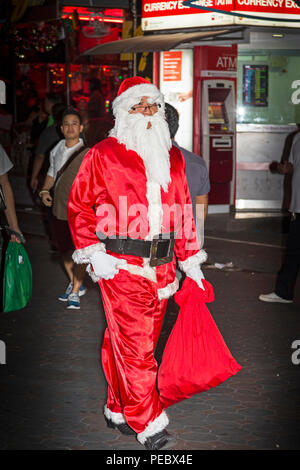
{"left": 165, "top": 103, "right": 210, "bottom": 223}
{"left": 39, "top": 108, "right": 89, "bottom": 309}
{"left": 259, "top": 131, "right": 300, "bottom": 303}
{"left": 0, "top": 144, "right": 23, "bottom": 247}
{"left": 67, "top": 77, "right": 208, "bottom": 449}
{"left": 30, "top": 95, "right": 64, "bottom": 193}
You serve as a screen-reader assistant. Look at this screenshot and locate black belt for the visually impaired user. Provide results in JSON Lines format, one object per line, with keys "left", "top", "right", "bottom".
{"left": 97, "top": 232, "right": 176, "bottom": 267}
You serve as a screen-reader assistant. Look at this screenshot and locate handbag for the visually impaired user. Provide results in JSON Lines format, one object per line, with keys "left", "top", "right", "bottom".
{"left": 3, "top": 241, "right": 32, "bottom": 312}
{"left": 53, "top": 145, "right": 87, "bottom": 190}
{"left": 158, "top": 277, "right": 242, "bottom": 409}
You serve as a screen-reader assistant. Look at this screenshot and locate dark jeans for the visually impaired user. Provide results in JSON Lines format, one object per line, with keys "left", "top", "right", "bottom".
{"left": 275, "top": 213, "right": 300, "bottom": 300}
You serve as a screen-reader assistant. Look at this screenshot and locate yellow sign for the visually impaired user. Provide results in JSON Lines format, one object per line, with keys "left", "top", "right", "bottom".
{"left": 121, "top": 21, "right": 133, "bottom": 61}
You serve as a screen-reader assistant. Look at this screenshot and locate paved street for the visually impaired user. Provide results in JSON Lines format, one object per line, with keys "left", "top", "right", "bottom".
{"left": 0, "top": 208, "right": 299, "bottom": 450}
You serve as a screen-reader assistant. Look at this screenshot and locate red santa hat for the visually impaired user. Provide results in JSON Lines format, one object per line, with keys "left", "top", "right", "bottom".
{"left": 112, "top": 76, "right": 164, "bottom": 116}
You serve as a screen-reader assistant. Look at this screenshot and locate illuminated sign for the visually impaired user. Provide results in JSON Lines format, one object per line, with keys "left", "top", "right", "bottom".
{"left": 160, "top": 49, "right": 194, "bottom": 150}
{"left": 142, "top": 0, "right": 300, "bottom": 30}
{"left": 163, "top": 51, "right": 182, "bottom": 81}
{"left": 243, "top": 65, "right": 268, "bottom": 106}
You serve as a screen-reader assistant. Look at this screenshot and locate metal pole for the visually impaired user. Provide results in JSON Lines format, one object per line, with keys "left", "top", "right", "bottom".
{"left": 65, "top": 31, "right": 70, "bottom": 106}
{"left": 132, "top": 0, "right": 137, "bottom": 76}
{"left": 12, "top": 54, "right": 17, "bottom": 124}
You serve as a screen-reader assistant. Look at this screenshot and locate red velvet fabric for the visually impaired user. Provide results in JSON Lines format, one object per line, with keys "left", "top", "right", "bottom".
{"left": 117, "top": 76, "right": 150, "bottom": 96}
{"left": 67, "top": 138, "right": 200, "bottom": 291}
{"left": 158, "top": 278, "right": 242, "bottom": 409}
{"left": 100, "top": 269, "right": 168, "bottom": 433}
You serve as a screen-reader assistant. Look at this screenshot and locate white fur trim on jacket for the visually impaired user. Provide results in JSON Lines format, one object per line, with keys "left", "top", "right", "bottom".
{"left": 146, "top": 180, "right": 163, "bottom": 240}
{"left": 104, "top": 405, "right": 126, "bottom": 425}
{"left": 137, "top": 411, "right": 169, "bottom": 444}
{"left": 121, "top": 259, "right": 157, "bottom": 283}
{"left": 178, "top": 249, "right": 207, "bottom": 273}
{"left": 158, "top": 278, "right": 179, "bottom": 300}
{"left": 72, "top": 242, "right": 106, "bottom": 265}
{"left": 86, "top": 258, "right": 157, "bottom": 284}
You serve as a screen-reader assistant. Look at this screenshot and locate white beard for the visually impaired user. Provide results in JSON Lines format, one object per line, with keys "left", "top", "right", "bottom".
{"left": 109, "top": 109, "right": 172, "bottom": 192}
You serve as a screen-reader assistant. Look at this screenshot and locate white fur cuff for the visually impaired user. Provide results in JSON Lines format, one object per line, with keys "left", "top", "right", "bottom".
{"left": 178, "top": 249, "right": 207, "bottom": 273}
{"left": 72, "top": 242, "right": 106, "bottom": 265}
{"left": 104, "top": 405, "right": 126, "bottom": 425}
{"left": 158, "top": 278, "right": 179, "bottom": 300}
{"left": 137, "top": 411, "right": 169, "bottom": 444}
{"left": 85, "top": 263, "right": 100, "bottom": 283}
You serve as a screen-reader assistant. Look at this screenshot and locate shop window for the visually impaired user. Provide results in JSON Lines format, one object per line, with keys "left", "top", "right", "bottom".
{"left": 237, "top": 50, "right": 300, "bottom": 125}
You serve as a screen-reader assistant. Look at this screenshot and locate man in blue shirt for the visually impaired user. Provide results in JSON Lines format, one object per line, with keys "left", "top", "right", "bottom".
{"left": 165, "top": 103, "right": 210, "bottom": 226}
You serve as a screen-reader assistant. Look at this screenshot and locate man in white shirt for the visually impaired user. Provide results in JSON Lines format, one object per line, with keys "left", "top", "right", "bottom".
{"left": 259, "top": 131, "right": 300, "bottom": 303}
{"left": 39, "top": 108, "right": 88, "bottom": 309}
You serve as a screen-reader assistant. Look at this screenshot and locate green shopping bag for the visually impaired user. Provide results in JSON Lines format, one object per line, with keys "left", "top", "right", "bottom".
{"left": 3, "top": 241, "right": 32, "bottom": 312}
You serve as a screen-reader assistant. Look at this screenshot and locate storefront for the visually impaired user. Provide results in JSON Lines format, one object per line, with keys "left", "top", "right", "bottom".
{"left": 236, "top": 33, "right": 300, "bottom": 210}
{"left": 1, "top": 4, "right": 131, "bottom": 175}
{"left": 141, "top": 0, "right": 300, "bottom": 212}
{"left": 10, "top": 6, "right": 131, "bottom": 122}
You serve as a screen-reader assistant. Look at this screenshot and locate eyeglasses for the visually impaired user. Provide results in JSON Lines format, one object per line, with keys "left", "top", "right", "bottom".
{"left": 130, "top": 103, "right": 161, "bottom": 112}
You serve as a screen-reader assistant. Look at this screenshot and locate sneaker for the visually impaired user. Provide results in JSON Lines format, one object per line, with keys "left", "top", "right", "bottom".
{"left": 78, "top": 284, "right": 87, "bottom": 297}
{"left": 58, "top": 282, "right": 73, "bottom": 301}
{"left": 59, "top": 283, "right": 86, "bottom": 301}
{"left": 67, "top": 292, "right": 80, "bottom": 309}
{"left": 259, "top": 292, "right": 293, "bottom": 303}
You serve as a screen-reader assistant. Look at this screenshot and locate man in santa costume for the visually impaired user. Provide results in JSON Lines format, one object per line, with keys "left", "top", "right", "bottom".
{"left": 68, "top": 76, "right": 207, "bottom": 450}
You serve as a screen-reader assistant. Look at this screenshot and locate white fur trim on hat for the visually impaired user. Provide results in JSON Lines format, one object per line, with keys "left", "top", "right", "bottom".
{"left": 178, "top": 249, "right": 208, "bottom": 273}
{"left": 104, "top": 405, "right": 126, "bottom": 425}
{"left": 137, "top": 411, "right": 169, "bottom": 444}
{"left": 112, "top": 83, "right": 164, "bottom": 116}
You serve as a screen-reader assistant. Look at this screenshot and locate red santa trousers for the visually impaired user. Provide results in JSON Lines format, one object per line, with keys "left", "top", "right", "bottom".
{"left": 99, "top": 268, "right": 168, "bottom": 435}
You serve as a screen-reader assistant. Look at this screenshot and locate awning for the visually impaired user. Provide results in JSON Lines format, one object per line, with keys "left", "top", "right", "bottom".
{"left": 82, "top": 29, "right": 232, "bottom": 55}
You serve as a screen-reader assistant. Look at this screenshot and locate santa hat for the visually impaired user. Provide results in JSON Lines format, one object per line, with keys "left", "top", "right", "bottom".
{"left": 112, "top": 76, "right": 164, "bottom": 116}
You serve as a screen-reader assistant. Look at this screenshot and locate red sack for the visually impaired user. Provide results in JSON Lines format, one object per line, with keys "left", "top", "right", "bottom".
{"left": 158, "top": 277, "right": 242, "bottom": 409}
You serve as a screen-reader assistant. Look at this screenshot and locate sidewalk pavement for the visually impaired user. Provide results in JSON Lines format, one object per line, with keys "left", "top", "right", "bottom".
{"left": 0, "top": 207, "right": 299, "bottom": 450}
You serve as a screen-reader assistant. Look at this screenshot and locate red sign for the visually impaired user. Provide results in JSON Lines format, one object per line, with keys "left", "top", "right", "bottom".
{"left": 205, "top": 45, "right": 237, "bottom": 71}
{"left": 142, "top": 0, "right": 300, "bottom": 30}
{"left": 142, "top": 0, "right": 233, "bottom": 17}
{"left": 163, "top": 51, "right": 182, "bottom": 81}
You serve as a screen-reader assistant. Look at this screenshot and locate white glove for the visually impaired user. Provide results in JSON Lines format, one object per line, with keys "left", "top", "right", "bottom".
{"left": 90, "top": 251, "right": 126, "bottom": 280}
{"left": 186, "top": 265, "right": 205, "bottom": 290}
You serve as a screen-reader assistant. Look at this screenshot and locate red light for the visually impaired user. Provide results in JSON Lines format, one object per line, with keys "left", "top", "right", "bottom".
{"left": 103, "top": 18, "right": 123, "bottom": 23}
{"left": 61, "top": 6, "right": 124, "bottom": 23}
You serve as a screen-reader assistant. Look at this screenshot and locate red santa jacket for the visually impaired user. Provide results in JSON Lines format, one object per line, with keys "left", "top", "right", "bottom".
{"left": 67, "top": 137, "right": 206, "bottom": 298}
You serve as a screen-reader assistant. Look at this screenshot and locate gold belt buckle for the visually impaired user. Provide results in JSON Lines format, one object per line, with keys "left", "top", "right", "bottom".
{"left": 149, "top": 232, "right": 176, "bottom": 267}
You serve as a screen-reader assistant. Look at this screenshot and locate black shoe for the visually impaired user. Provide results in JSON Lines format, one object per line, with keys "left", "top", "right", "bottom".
{"left": 105, "top": 416, "right": 136, "bottom": 436}
{"left": 144, "top": 430, "right": 176, "bottom": 450}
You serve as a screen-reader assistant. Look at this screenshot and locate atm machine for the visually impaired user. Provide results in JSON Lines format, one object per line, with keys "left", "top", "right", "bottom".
{"left": 201, "top": 79, "right": 236, "bottom": 212}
